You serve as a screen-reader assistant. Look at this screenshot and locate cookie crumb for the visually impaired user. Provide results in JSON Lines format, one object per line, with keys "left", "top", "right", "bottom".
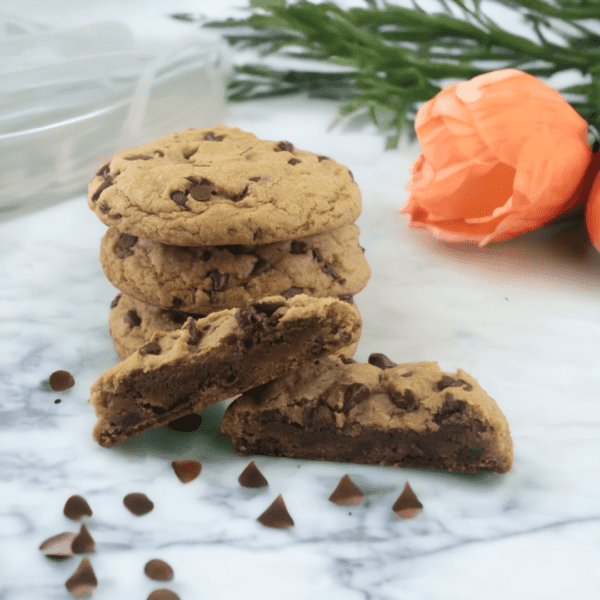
{"left": 392, "top": 482, "right": 423, "bottom": 519}
{"left": 238, "top": 460, "right": 268, "bottom": 488}
{"left": 123, "top": 493, "right": 154, "bottom": 516}
{"left": 257, "top": 494, "right": 294, "bottom": 529}
{"left": 145, "top": 559, "right": 174, "bottom": 581}
{"left": 65, "top": 557, "right": 97, "bottom": 597}
{"left": 64, "top": 495, "right": 93, "bottom": 521}
{"left": 329, "top": 474, "right": 363, "bottom": 506}
{"left": 171, "top": 460, "right": 202, "bottom": 483}
{"left": 49, "top": 370, "right": 75, "bottom": 392}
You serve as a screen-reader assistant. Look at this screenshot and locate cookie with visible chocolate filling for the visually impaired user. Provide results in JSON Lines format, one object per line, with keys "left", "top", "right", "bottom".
{"left": 87, "top": 126, "right": 361, "bottom": 246}
{"left": 109, "top": 292, "right": 361, "bottom": 361}
{"left": 220, "top": 355, "right": 513, "bottom": 474}
{"left": 90, "top": 295, "right": 362, "bottom": 447}
{"left": 100, "top": 223, "right": 370, "bottom": 313}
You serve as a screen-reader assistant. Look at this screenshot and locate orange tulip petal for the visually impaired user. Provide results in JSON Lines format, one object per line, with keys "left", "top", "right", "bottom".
{"left": 585, "top": 170, "right": 600, "bottom": 249}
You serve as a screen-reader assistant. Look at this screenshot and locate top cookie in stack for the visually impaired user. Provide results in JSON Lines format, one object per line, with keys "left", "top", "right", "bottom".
{"left": 88, "top": 126, "right": 370, "bottom": 359}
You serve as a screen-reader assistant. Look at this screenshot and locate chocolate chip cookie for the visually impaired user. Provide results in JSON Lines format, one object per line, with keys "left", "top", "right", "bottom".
{"left": 88, "top": 126, "right": 361, "bottom": 246}
{"left": 100, "top": 224, "right": 370, "bottom": 313}
{"left": 221, "top": 355, "right": 514, "bottom": 474}
{"left": 91, "top": 294, "right": 362, "bottom": 447}
{"left": 109, "top": 292, "right": 361, "bottom": 361}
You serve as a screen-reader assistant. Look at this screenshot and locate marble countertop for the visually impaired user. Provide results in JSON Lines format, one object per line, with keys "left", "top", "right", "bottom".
{"left": 2, "top": 2, "right": 600, "bottom": 599}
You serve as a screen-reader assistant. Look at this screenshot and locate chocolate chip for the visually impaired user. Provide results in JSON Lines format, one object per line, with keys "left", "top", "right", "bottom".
{"left": 189, "top": 183, "right": 214, "bottom": 201}
{"left": 99, "top": 203, "right": 110, "bottom": 214}
{"left": 123, "top": 493, "right": 154, "bottom": 516}
{"left": 231, "top": 186, "right": 249, "bottom": 202}
{"left": 312, "top": 248, "right": 323, "bottom": 262}
{"left": 290, "top": 240, "right": 307, "bottom": 254}
{"left": 329, "top": 474, "right": 363, "bottom": 506}
{"left": 321, "top": 262, "right": 339, "bottom": 280}
{"left": 171, "top": 459, "right": 202, "bottom": 483}
{"left": 317, "top": 155, "right": 329, "bottom": 162}
{"left": 124, "top": 155, "right": 152, "bottom": 160}
{"left": 185, "top": 317, "right": 202, "bottom": 345}
{"left": 390, "top": 389, "right": 418, "bottom": 412}
{"left": 145, "top": 559, "right": 174, "bottom": 581}
{"left": 209, "top": 270, "right": 228, "bottom": 292}
{"left": 392, "top": 482, "right": 423, "bottom": 519}
{"left": 343, "top": 383, "right": 370, "bottom": 413}
{"left": 281, "top": 286, "right": 302, "bottom": 299}
{"left": 111, "top": 213, "right": 122, "bottom": 219}
{"left": 433, "top": 392, "right": 465, "bottom": 424}
{"left": 238, "top": 460, "right": 268, "bottom": 488}
{"left": 288, "top": 158, "right": 301, "bottom": 165}
{"left": 39, "top": 532, "right": 77, "bottom": 558}
{"left": 436, "top": 375, "right": 473, "bottom": 392}
{"left": 91, "top": 178, "right": 113, "bottom": 201}
{"left": 340, "top": 357, "right": 357, "bottom": 364}
{"left": 338, "top": 295, "right": 354, "bottom": 304}
{"left": 65, "top": 558, "right": 97, "bottom": 597}
{"left": 253, "top": 299, "right": 285, "bottom": 317}
{"left": 147, "top": 589, "right": 180, "bottom": 600}
{"left": 154, "top": 150, "right": 165, "bottom": 157}
{"left": 170, "top": 191, "right": 188, "bottom": 209}
{"left": 257, "top": 494, "right": 294, "bottom": 529}
{"left": 368, "top": 353, "right": 397, "bottom": 370}
{"left": 139, "top": 342, "right": 161, "bottom": 356}
{"left": 274, "top": 141, "right": 294, "bottom": 153}
{"left": 72, "top": 524, "right": 95, "bottom": 554}
{"left": 64, "top": 495, "right": 92, "bottom": 520}
{"left": 95, "top": 162, "right": 110, "bottom": 177}
{"left": 118, "top": 233, "right": 138, "bottom": 252}
{"left": 251, "top": 258, "right": 271, "bottom": 276}
{"left": 401, "top": 371, "right": 414, "bottom": 378}
{"left": 124, "top": 310, "right": 141, "bottom": 328}
{"left": 204, "top": 131, "right": 225, "bottom": 141}
{"left": 167, "top": 413, "right": 202, "bottom": 432}
{"left": 54, "top": 399, "right": 61, "bottom": 404}
{"left": 49, "top": 370, "right": 75, "bottom": 392}
{"left": 249, "top": 176, "right": 261, "bottom": 182}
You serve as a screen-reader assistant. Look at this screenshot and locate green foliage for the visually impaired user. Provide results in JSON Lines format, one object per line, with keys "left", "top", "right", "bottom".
{"left": 192, "top": 0, "right": 600, "bottom": 147}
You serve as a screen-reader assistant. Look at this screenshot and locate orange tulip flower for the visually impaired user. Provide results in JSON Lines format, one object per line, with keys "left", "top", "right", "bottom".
{"left": 402, "top": 69, "right": 592, "bottom": 245}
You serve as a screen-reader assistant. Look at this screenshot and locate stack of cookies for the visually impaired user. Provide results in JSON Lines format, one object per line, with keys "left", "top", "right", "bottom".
{"left": 87, "top": 125, "right": 370, "bottom": 446}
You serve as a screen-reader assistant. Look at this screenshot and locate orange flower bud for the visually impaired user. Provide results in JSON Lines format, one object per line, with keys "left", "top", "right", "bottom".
{"left": 402, "top": 69, "right": 592, "bottom": 245}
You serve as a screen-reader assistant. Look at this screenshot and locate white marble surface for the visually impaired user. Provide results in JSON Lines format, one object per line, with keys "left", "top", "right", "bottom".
{"left": 3, "top": 2, "right": 600, "bottom": 599}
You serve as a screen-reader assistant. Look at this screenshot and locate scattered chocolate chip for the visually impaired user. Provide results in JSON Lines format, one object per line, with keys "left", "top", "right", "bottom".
{"left": 281, "top": 286, "right": 302, "bottom": 299}
{"left": 145, "top": 559, "right": 174, "bottom": 581}
{"left": 209, "top": 270, "right": 229, "bottom": 292}
{"left": 118, "top": 233, "right": 138, "bottom": 251}
{"left": 329, "top": 474, "right": 363, "bottom": 506}
{"left": 390, "top": 388, "right": 419, "bottom": 412}
{"left": 436, "top": 375, "right": 473, "bottom": 392}
{"left": 124, "top": 155, "right": 152, "bottom": 160}
{"left": 54, "top": 399, "right": 61, "bottom": 404}
{"left": 167, "top": 413, "right": 202, "bottom": 432}
{"left": 110, "top": 293, "right": 122, "bottom": 309}
{"left": 95, "top": 162, "right": 110, "bottom": 177}
{"left": 288, "top": 158, "right": 301, "bottom": 165}
{"left": 433, "top": 392, "right": 465, "bottom": 424}
{"left": 189, "top": 182, "right": 214, "bottom": 201}
{"left": 147, "top": 590, "right": 180, "bottom": 600}
{"left": 321, "top": 262, "right": 339, "bottom": 280}
{"left": 124, "top": 309, "right": 141, "bottom": 328}
{"left": 49, "top": 370, "right": 75, "bottom": 392}
{"left": 91, "top": 178, "right": 113, "bottom": 201}
{"left": 312, "top": 248, "right": 323, "bottom": 262}
{"left": 251, "top": 258, "right": 271, "bottom": 276}
{"left": 123, "top": 493, "right": 154, "bottom": 516}
{"left": 170, "top": 191, "right": 188, "bottom": 209}
{"left": 39, "top": 532, "right": 76, "bottom": 558}
{"left": 368, "top": 353, "right": 397, "bottom": 370}
{"left": 290, "top": 240, "right": 307, "bottom": 254}
{"left": 257, "top": 494, "right": 294, "bottom": 529}
{"left": 154, "top": 150, "right": 165, "bottom": 157}
{"left": 392, "top": 482, "right": 423, "bottom": 519}
{"left": 64, "top": 495, "right": 92, "bottom": 520}
{"left": 65, "top": 557, "right": 97, "bottom": 597}
{"left": 343, "top": 383, "right": 370, "bottom": 413}
{"left": 99, "top": 203, "right": 111, "bottom": 214}
{"left": 185, "top": 317, "right": 202, "bottom": 345}
{"left": 274, "top": 141, "right": 294, "bottom": 153}
{"left": 171, "top": 459, "right": 202, "bottom": 483}
{"left": 111, "top": 213, "right": 122, "bottom": 219}
{"left": 204, "top": 131, "right": 225, "bottom": 141}
{"left": 317, "top": 155, "right": 329, "bottom": 162}
{"left": 253, "top": 228, "right": 263, "bottom": 241}
{"left": 139, "top": 342, "right": 161, "bottom": 356}
{"left": 238, "top": 460, "right": 268, "bottom": 488}
{"left": 72, "top": 524, "right": 95, "bottom": 554}
{"left": 340, "top": 356, "right": 357, "bottom": 364}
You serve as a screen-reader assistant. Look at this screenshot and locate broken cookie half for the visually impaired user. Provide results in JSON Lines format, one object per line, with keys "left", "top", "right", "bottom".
{"left": 90, "top": 294, "right": 361, "bottom": 447}
{"left": 220, "top": 354, "right": 513, "bottom": 474}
